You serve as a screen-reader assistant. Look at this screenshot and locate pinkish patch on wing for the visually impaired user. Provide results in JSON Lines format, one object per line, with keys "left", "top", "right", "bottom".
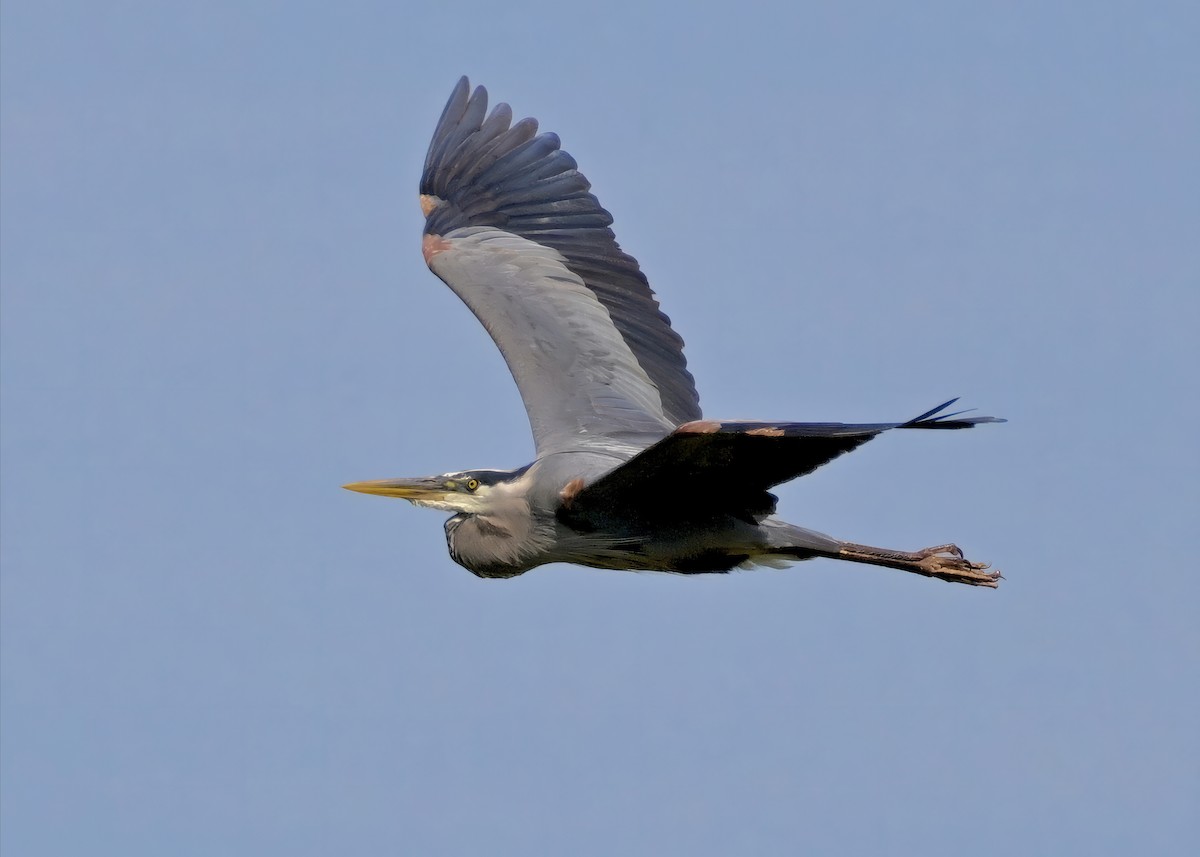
{"left": 558, "top": 477, "right": 586, "bottom": 509}
{"left": 423, "top": 233, "right": 451, "bottom": 265}
{"left": 419, "top": 194, "right": 443, "bottom": 217}
{"left": 676, "top": 420, "right": 722, "bottom": 434}
{"left": 747, "top": 426, "right": 785, "bottom": 437}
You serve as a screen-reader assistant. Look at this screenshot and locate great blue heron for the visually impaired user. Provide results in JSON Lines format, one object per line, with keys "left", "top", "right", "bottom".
{"left": 345, "top": 78, "right": 1004, "bottom": 587}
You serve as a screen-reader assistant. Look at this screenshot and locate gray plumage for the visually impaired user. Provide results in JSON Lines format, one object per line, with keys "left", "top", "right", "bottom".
{"left": 345, "top": 78, "right": 1004, "bottom": 588}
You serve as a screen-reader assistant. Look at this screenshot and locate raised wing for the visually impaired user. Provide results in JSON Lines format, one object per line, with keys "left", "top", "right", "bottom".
{"left": 563, "top": 400, "right": 1005, "bottom": 523}
{"left": 419, "top": 78, "right": 701, "bottom": 455}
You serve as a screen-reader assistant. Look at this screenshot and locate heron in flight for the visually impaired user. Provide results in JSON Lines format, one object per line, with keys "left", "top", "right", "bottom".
{"left": 345, "top": 78, "right": 1003, "bottom": 587}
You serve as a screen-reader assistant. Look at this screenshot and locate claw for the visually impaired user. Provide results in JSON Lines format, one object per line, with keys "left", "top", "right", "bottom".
{"left": 915, "top": 547, "right": 1001, "bottom": 588}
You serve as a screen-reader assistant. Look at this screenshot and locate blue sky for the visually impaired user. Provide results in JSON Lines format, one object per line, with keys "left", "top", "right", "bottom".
{"left": 2, "top": 1, "right": 1197, "bottom": 854}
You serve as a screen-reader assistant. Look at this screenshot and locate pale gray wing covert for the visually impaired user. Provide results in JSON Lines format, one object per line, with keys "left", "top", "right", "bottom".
{"left": 424, "top": 227, "right": 676, "bottom": 454}
{"left": 418, "top": 78, "right": 701, "bottom": 456}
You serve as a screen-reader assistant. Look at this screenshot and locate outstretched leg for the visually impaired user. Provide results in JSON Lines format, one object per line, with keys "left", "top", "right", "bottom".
{"left": 759, "top": 522, "right": 1000, "bottom": 587}
{"left": 835, "top": 541, "right": 1000, "bottom": 587}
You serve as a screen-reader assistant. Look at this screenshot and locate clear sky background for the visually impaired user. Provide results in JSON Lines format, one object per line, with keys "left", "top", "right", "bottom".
{"left": 3, "top": 2, "right": 1197, "bottom": 854}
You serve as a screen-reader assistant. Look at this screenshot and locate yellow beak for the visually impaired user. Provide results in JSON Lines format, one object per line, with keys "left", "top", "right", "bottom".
{"left": 341, "top": 476, "right": 453, "bottom": 500}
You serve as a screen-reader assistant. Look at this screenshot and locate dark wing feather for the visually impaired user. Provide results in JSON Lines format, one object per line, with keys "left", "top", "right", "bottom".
{"left": 565, "top": 400, "right": 1005, "bottom": 523}
{"left": 420, "top": 77, "right": 701, "bottom": 427}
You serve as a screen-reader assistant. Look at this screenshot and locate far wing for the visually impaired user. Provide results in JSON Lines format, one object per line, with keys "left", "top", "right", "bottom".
{"left": 419, "top": 78, "right": 701, "bottom": 455}
{"left": 565, "top": 400, "right": 1004, "bottom": 522}
{"left": 424, "top": 227, "right": 677, "bottom": 455}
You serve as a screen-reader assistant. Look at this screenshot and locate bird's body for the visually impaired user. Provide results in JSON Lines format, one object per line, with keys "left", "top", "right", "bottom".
{"left": 433, "top": 455, "right": 839, "bottom": 579}
{"left": 346, "top": 79, "right": 1004, "bottom": 588}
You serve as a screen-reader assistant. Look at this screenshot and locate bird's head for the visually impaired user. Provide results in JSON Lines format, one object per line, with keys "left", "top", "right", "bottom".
{"left": 342, "top": 468, "right": 522, "bottom": 515}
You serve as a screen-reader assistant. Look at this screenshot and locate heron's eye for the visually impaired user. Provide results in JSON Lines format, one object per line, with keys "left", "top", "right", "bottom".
{"left": 465, "top": 479, "right": 480, "bottom": 491}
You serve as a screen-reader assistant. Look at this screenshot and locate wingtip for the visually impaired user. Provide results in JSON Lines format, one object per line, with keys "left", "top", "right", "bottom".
{"left": 905, "top": 398, "right": 1006, "bottom": 428}
{"left": 909, "top": 397, "right": 961, "bottom": 424}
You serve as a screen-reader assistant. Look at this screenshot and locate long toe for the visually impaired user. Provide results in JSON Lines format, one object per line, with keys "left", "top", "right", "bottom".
{"left": 916, "top": 550, "right": 1001, "bottom": 588}
{"left": 918, "top": 543, "right": 966, "bottom": 560}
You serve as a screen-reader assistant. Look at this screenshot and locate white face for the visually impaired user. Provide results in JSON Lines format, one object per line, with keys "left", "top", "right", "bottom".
{"left": 407, "top": 495, "right": 470, "bottom": 512}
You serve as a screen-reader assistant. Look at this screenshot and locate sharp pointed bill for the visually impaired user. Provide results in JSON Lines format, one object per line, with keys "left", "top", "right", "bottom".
{"left": 343, "top": 476, "right": 457, "bottom": 504}
{"left": 345, "top": 79, "right": 1005, "bottom": 589}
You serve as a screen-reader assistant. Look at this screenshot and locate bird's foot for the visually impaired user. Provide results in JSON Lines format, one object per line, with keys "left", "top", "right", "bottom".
{"left": 836, "top": 540, "right": 1002, "bottom": 588}
{"left": 914, "top": 544, "right": 1001, "bottom": 588}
